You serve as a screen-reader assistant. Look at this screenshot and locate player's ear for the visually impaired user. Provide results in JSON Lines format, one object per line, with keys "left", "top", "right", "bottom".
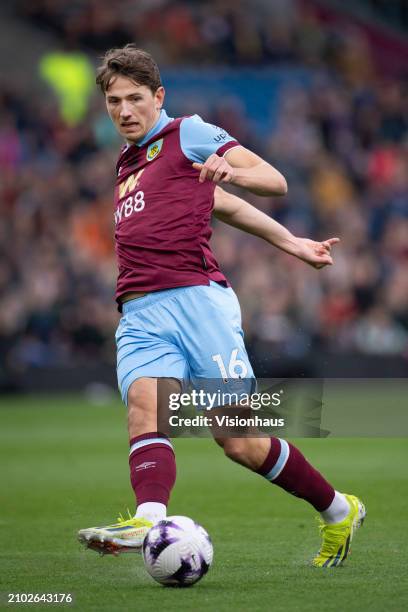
{"left": 155, "top": 86, "right": 165, "bottom": 110}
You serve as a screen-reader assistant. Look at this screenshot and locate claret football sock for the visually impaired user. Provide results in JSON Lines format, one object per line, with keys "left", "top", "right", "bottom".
{"left": 257, "top": 437, "right": 335, "bottom": 512}
{"left": 129, "top": 432, "right": 176, "bottom": 510}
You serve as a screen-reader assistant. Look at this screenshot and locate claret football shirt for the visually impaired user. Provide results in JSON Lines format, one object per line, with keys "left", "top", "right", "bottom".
{"left": 114, "top": 110, "right": 240, "bottom": 306}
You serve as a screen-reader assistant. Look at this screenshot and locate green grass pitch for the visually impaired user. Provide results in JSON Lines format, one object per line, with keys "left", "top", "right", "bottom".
{"left": 1, "top": 394, "right": 407, "bottom": 611}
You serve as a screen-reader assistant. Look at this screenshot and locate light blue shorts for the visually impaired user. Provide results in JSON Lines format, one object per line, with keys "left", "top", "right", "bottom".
{"left": 116, "top": 281, "right": 255, "bottom": 405}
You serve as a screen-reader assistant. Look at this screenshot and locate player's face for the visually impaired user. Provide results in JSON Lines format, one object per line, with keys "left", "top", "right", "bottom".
{"left": 105, "top": 76, "right": 165, "bottom": 143}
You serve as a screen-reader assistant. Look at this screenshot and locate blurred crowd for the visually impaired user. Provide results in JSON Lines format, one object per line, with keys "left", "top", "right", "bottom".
{"left": 15, "top": 0, "right": 408, "bottom": 66}
{"left": 1, "top": 0, "right": 408, "bottom": 384}
{"left": 16, "top": 0, "right": 323, "bottom": 65}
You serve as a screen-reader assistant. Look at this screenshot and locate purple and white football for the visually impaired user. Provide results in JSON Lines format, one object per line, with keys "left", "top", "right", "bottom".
{"left": 142, "top": 516, "right": 213, "bottom": 587}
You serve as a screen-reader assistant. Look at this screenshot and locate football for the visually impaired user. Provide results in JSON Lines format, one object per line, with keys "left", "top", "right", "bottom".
{"left": 142, "top": 516, "right": 213, "bottom": 587}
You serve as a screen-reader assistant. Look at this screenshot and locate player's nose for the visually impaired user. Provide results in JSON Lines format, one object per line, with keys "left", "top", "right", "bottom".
{"left": 119, "top": 102, "right": 132, "bottom": 119}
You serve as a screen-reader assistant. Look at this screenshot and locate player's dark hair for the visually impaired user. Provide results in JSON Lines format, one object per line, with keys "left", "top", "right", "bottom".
{"left": 96, "top": 44, "right": 162, "bottom": 94}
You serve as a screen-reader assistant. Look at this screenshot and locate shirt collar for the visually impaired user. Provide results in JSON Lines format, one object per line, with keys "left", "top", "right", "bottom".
{"left": 131, "top": 109, "right": 173, "bottom": 148}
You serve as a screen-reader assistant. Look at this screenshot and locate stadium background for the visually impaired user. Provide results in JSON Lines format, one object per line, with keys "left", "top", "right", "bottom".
{"left": 1, "top": 0, "right": 408, "bottom": 394}
{"left": 1, "top": 3, "right": 407, "bottom": 611}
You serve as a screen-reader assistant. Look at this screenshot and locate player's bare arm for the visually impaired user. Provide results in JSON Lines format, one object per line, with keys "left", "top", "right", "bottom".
{"left": 192, "top": 147, "right": 287, "bottom": 196}
{"left": 213, "top": 187, "right": 339, "bottom": 269}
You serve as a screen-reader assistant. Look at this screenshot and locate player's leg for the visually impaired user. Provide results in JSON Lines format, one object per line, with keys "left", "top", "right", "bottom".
{"left": 127, "top": 376, "right": 178, "bottom": 526}
{"left": 78, "top": 292, "right": 187, "bottom": 555}
{"left": 213, "top": 435, "right": 349, "bottom": 514}
{"left": 179, "top": 282, "right": 365, "bottom": 567}
{"left": 213, "top": 435, "right": 337, "bottom": 513}
{"left": 214, "top": 435, "right": 365, "bottom": 567}
{"left": 78, "top": 376, "right": 179, "bottom": 555}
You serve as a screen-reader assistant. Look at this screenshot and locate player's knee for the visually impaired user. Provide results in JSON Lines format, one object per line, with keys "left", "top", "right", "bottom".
{"left": 222, "top": 439, "right": 249, "bottom": 465}
{"left": 127, "top": 394, "right": 150, "bottom": 418}
{"left": 128, "top": 385, "right": 148, "bottom": 414}
{"left": 127, "top": 378, "right": 158, "bottom": 435}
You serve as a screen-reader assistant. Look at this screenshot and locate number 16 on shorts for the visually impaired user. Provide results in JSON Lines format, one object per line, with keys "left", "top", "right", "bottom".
{"left": 212, "top": 348, "right": 248, "bottom": 380}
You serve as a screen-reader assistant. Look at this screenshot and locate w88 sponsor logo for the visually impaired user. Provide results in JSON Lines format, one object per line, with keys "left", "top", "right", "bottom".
{"left": 115, "top": 191, "right": 145, "bottom": 225}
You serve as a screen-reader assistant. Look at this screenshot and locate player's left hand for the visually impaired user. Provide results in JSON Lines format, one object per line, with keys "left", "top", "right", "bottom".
{"left": 293, "top": 237, "right": 340, "bottom": 269}
{"left": 192, "top": 154, "right": 234, "bottom": 184}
